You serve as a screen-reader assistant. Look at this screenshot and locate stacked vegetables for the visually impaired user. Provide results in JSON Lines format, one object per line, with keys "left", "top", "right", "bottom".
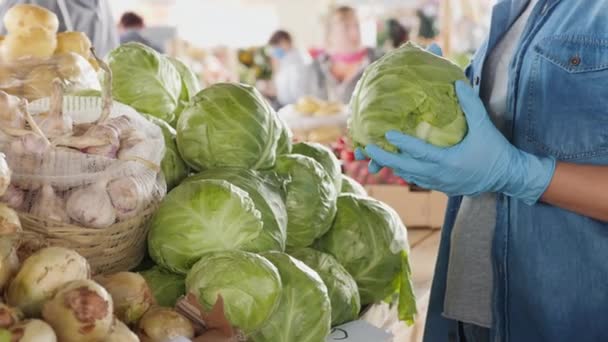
{"left": 141, "top": 81, "right": 417, "bottom": 340}
{"left": 0, "top": 4, "right": 100, "bottom": 101}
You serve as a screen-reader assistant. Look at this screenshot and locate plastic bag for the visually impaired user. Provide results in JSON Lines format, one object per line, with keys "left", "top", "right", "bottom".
{"left": 0, "top": 52, "right": 100, "bottom": 101}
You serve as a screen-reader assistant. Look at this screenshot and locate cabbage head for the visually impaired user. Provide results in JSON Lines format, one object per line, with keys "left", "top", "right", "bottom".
{"left": 148, "top": 179, "right": 266, "bottom": 274}
{"left": 176, "top": 83, "right": 281, "bottom": 171}
{"left": 340, "top": 174, "right": 367, "bottom": 196}
{"left": 140, "top": 266, "right": 185, "bottom": 307}
{"left": 251, "top": 252, "right": 330, "bottom": 342}
{"left": 276, "top": 115, "right": 293, "bottom": 155}
{"left": 315, "top": 194, "right": 416, "bottom": 324}
{"left": 292, "top": 142, "right": 342, "bottom": 192}
{"left": 107, "top": 42, "right": 182, "bottom": 123}
{"left": 290, "top": 248, "right": 360, "bottom": 326}
{"left": 167, "top": 57, "right": 201, "bottom": 123}
{"left": 186, "top": 168, "right": 287, "bottom": 252}
{"left": 143, "top": 114, "right": 188, "bottom": 190}
{"left": 274, "top": 154, "right": 337, "bottom": 248}
{"left": 349, "top": 42, "right": 468, "bottom": 150}
{"left": 186, "top": 250, "right": 282, "bottom": 335}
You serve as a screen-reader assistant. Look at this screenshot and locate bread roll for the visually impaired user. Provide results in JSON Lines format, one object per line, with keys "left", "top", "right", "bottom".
{"left": 3, "top": 4, "right": 59, "bottom": 34}
{"left": 2, "top": 28, "right": 57, "bottom": 62}
{"left": 55, "top": 31, "right": 92, "bottom": 57}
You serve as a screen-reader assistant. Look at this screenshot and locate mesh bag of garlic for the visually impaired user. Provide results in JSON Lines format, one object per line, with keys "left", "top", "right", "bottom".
{"left": 0, "top": 52, "right": 101, "bottom": 102}
{"left": 0, "top": 79, "right": 166, "bottom": 229}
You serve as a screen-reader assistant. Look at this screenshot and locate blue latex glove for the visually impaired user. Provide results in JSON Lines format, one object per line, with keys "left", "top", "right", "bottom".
{"left": 363, "top": 81, "right": 556, "bottom": 204}
{"left": 354, "top": 42, "right": 444, "bottom": 172}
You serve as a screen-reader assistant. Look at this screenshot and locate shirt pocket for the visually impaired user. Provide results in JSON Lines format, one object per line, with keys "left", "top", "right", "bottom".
{"left": 523, "top": 35, "right": 608, "bottom": 160}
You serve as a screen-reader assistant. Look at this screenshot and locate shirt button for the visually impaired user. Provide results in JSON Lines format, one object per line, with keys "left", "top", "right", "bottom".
{"left": 570, "top": 56, "right": 581, "bottom": 66}
{"left": 475, "top": 76, "right": 480, "bottom": 85}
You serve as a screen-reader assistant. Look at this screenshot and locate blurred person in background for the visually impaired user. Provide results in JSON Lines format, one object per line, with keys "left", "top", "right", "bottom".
{"left": 0, "top": 0, "right": 118, "bottom": 56}
{"left": 118, "top": 11, "right": 163, "bottom": 53}
{"left": 268, "top": 30, "right": 306, "bottom": 107}
{"left": 387, "top": 19, "right": 410, "bottom": 49}
{"left": 302, "top": 6, "right": 381, "bottom": 104}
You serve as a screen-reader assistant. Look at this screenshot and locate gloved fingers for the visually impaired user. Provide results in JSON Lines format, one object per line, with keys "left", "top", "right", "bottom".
{"left": 368, "top": 159, "right": 382, "bottom": 174}
{"left": 426, "top": 43, "right": 443, "bottom": 57}
{"left": 354, "top": 147, "right": 367, "bottom": 161}
{"left": 455, "top": 80, "right": 487, "bottom": 125}
{"left": 385, "top": 130, "right": 440, "bottom": 161}
{"left": 365, "top": 144, "right": 432, "bottom": 175}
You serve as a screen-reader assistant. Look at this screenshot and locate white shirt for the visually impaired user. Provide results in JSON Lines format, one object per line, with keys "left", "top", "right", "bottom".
{"left": 274, "top": 50, "right": 307, "bottom": 106}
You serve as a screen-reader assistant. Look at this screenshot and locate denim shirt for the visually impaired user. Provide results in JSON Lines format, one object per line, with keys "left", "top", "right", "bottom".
{"left": 423, "top": 1, "right": 608, "bottom": 341}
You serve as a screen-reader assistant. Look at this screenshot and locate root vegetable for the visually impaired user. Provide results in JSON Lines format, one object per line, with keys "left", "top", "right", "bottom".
{"left": 104, "top": 319, "right": 139, "bottom": 342}
{"left": 0, "top": 237, "right": 19, "bottom": 292}
{"left": 55, "top": 32, "right": 91, "bottom": 58}
{"left": 42, "top": 279, "right": 113, "bottom": 342}
{"left": 34, "top": 79, "right": 72, "bottom": 138}
{"left": 95, "top": 272, "right": 154, "bottom": 325}
{"left": 136, "top": 306, "right": 194, "bottom": 342}
{"left": 3, "top": 4, "right": 59, "bottom": 34}
{"left": 8, "top": 319, "right": 57, "bottom": 342}
{"left": 29, "top": 185, "right": 68, "bottom": 223}
{"left": 0, "top": 303, "right": 23, "bottom": 328}
{"left": 7, "top": 246, "right": 90, "bottom": 317}
{"left": 2, "top": 28, "right": 57, "bottom": 62}
{"left": 66, "top": 180, "right": 116, "bottom": 228}
{"left": 0, "top": 203, "right": 21, "bottom": 234}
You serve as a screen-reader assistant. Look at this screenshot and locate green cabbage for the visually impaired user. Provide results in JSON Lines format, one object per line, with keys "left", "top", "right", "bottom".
{"left": 107, "top": 43, "right": 182, "bottom": 123}
{"left": 349, "top": 42, "right": 468, "bottom": 150}
{"left": 315, "top": 194, "right": 416, "bottom": 324}
{"left": 176, "top": 83, "right": 282, "bottom": 171}
{"left": 290, "top": 248, "right": 360, "bottom": 326}
{"left": 186, "top": 168, "right": 287, "bottom": 252}
{"left": 186, "top": 250, "right": 282, "bottom": 335}
{"left": 140, "top": 266, "right": 185, "bottom": 307}
{"left": 274, "top": 154, "right": 337, "bottom": 248}
{"left": 143, "top": 114, "right": 188, "bottom": 190}
{"left": 148, "top": 180, "right": 266, "bottom": 274}
{"left": 276, "top": 115, "right": 293, "bottom": 155}
{"left": 340, "top": 175, "right": 367, "bottom": 196}
{"left": 167, "top": 57, "right": 201, "bottom": 123}
{"left": 292, "top": 142, "right": 342, "bottom": 192}
{"left": 251, "top": 252, "right": 330, "bottom": 342}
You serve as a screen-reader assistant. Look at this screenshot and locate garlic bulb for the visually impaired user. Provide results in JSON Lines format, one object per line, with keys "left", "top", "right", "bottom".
{"left": 0, "top": 153, "right": 10, "bottom": 197}
{"left": 0, "top": 91, "right": 25, "bottom": 132}
{"left": 1, "top": 185, "right": 25, "bottom": 210}
{"left": 55, "top": 124, "right": 120, "bottom": 158}
{"left": 107, "top": 177, "right": 148, "bottom": 221}
{"left": 8, "top": 133, "right": 50, "bottom": 176}
{"left": 66, "top": 181, "right": 116, "bottom": 228}
{"left": 34, "top": 79, "right": 73, "bottom": 138}
{"left": 106, "top": 115, "right": 135, "bottom": 139}
{"left": 29, "top": 185, "right": 69, "bottom": 223}
{"left": 117, "top": 131, "right": 150, "bottom": 161}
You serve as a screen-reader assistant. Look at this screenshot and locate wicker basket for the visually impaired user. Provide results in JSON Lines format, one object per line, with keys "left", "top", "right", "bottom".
{"left": 17, "top": 201, "right": 159, "bottom": 275}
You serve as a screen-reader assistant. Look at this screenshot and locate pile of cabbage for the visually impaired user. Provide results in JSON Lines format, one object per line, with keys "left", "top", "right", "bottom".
{"left": 138, "top": 79, "right": 417, "bottom": 340}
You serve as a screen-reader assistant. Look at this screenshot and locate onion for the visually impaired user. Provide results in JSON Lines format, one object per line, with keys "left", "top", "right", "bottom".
{"left": 0, "top": 303, "right": 23, "bottom": 328}
{"left": 136, "top": 306, "right": 194, "bottom": 342}
{"left": 7, "top": 246, "right": 90, "bottom": 317}
{"left": 8, "top": 319, "right": 57, "bottom": 342}
{"left": 104, "top": 319, "right": 140, "bottom": 342}
{"left": 95, "top": 272, "right": 154, "bottom": 325}
{"left": 42, "top": 279, "right": 114, "bottom": 342}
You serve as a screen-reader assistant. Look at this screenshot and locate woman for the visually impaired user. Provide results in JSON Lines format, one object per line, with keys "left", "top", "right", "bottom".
{"left": 268, "top": 30, "right": 306, "bottom": 107}
{"left": 302, "top": 6, "right": 381, "bottom": 104}
{"left": 358, "top": 1, "right": 608, "bottom": 341}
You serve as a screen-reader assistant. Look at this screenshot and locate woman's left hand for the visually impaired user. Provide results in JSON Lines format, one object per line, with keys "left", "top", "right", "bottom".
{"left": 358, "top": 81, "right": 556, "bottom": 204}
